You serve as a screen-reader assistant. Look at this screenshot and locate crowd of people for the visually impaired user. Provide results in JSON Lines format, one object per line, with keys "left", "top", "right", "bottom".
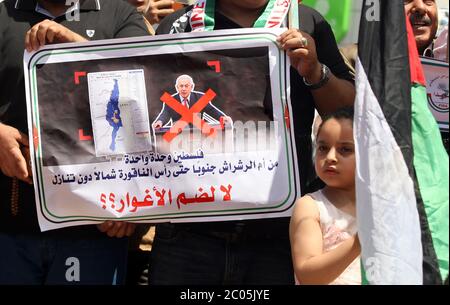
{"left": 0, "top": 0, "right": 447, "bottom": 285}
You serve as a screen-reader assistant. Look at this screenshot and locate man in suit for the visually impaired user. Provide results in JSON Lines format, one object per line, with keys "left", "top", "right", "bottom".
{"left": 152, "top": 74, "right": 231, "bottom": 132}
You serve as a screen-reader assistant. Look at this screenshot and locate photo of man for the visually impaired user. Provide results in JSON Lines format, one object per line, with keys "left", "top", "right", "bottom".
{"left": 152, "top": 74, "right": 232, "bottom": 132}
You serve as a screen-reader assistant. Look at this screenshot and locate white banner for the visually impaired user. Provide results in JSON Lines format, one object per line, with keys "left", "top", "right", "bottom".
{"left": 23, "top": 28, "right": 300, "bottom": 231}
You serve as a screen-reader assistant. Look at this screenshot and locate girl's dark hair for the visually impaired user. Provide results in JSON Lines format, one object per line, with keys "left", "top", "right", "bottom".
{"left": 316, "top": 106, "right": 354, "bottom": 139}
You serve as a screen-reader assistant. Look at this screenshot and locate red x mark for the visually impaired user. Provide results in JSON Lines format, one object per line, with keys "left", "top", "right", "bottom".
{"left": 160, "top": 89, "right": 220, "bottom": 142}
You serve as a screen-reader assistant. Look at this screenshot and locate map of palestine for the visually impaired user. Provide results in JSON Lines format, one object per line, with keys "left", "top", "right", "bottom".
{"left": 88, "top": 70, "right": 152, "bottom": 157}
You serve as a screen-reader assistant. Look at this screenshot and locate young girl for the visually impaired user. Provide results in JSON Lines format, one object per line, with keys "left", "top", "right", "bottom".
{"left": 290, "top": 107, "right": 361, "bottom": 285}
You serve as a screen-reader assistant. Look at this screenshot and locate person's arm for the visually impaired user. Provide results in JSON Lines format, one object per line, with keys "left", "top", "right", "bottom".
{"left": 278, "top": 26, "right": 355, "bottom": 116}
{"left": 307, "top": 62, "right": 355, "bottom": 116}
{"left": 153, "top": 104, "right": 172, "bottom": 129}
{"left": 0, "top": 5, "right": 31, "bottom": 178}
{"left": 289, "top": 196, "right": 360, "bottom": 284}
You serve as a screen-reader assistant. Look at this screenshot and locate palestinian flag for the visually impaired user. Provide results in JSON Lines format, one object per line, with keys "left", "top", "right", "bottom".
{"left": 355, "top": 0, "right": 449, "bottom": 284}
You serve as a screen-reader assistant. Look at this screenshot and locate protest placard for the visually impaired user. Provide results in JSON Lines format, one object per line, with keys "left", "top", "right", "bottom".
{"left": 421, "top": 57, "right": 449, "bottom": 132}
{"left": 24, "top": 28, "right": 300, "bottom": 231}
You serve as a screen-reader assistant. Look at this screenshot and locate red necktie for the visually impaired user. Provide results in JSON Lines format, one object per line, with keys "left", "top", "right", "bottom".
{"left": 182, "top": 98, "right": 189, "bottom": 108}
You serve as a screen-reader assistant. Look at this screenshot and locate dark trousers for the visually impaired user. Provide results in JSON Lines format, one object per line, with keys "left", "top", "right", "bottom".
{"left": 149, "top": 223, "right": 294, "bottom": 285}
{"left": 0, "top": 231, "right": 128, "bottom": 285}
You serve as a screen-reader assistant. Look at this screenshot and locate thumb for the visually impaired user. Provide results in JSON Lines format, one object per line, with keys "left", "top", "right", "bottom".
{"left": 15, "top": 130, "right": 29, "bottom": 147}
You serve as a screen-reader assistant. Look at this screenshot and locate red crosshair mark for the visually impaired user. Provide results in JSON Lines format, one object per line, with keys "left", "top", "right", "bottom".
{"left": 74, "top": 71, "right": 87, "bottom": 85}
{"left": 78, "top": 129, "right": 93, "bottom": 141}
{"left": 73, "top": 71, "right": 93, "bottom": 140}
{"left": 160, "top": 89, "right": 220, "bottom": 143}
{"left": 207, "top": 61, "right": 221, "bottom": 73}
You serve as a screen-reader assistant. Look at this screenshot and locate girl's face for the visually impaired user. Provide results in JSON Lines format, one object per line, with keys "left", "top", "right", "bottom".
{"left": 315, "top": 118, "right": 355, "bottom": 190}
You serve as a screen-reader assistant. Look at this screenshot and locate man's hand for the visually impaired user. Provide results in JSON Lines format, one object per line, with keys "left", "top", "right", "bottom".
{"left": 145, "top": 0, "right": 175, "bottom": 25}
{"left": 152, "top": 120, "right": 163, "bottom": 130}
{"left": 25, "top": 19, "right": 87, "bottom": 52}
{"left": 277, "top": 29, "right": 322, "bottom": 84}
{"left": 220, "top": 116, "right": 233, "bottom": 128}
{"left": 97, "top": 221, "right": 136, "bottom": 238}
{"left": 128, "top": 0, "right": 152, "bottom": 13}
{"left": 0, "top": 123, "right": 32, "bottom": 184}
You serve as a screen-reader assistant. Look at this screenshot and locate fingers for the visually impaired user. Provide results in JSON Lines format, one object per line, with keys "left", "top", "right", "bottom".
{"left": 15, "top": 130, "right": 29, "bottom": 147}
{"left": 24, "top": 28, "right": 32, "bottom": 53}
{"left": 154, "top": 8, "right": 175, "bottom": 17}
{"left": 277, "top": 28, "right": 302, "bottom": 45}
{"left": 21, "top": 146, "right": 33, "bottom": 184}
{"left": 0, "top": 147, "right": 30, "bottom": 184}
{"left": 97, "top": 221, "right": 113, "bottom": 233}
{"left": 132, "top": 0, "right": 149, "bottom": 13}
{"left": 0, "top": 124, "right": 32, "bottom": 184}
{"left": 37, "top": 23, "right": 49, "bottom": 47}
{"left": 25, "top": 20, "right": 53, "bottom": 52}
{"left": 277, "top": 28, "right": 320, "bottom": 78}
{"left": 2, "top": 147, "right": 29, "bottom": 181}
{"left": 125, "top": 223, "right": 136, "bottom": 236}
{"left": 115, "top": 222, "right": 136, "bottom": 238}
{"left": 98, "top": 221, "right": 120, "bottom": 237}
{"left": 153, "top": 121, "right": 163, "bottom": 129}
{"left": 154, "top": 0, "right": 174, "bottom": 10}
{"left": 277, "top": 29, "right": 310, "bottom": 51}
{"left": 146, "top": 0, "right": 174, "bottom": 23}
{"left": 223, "top": 116, "right": 232, "bottom": 125}
{"left": 282, "top": 37, "right": 308, "bottom": 51}
{"left": 106, "top": 222, "right": 122, "bottom": 237}
{"left": 11, "top": 129, "right": 32, "bottom": 183}
{"left": 25, "top": 20, "right": 51, "bottom": 52}
{"left": 13, "top": 148, "right": 29, "bottom": 181}
{"left": 25, "top": 25, "right": 40, "bottom": 52}
{"left": 97, "top": 221, "right": 136, "bottom": 238}
{"left": 25, "top": 20, "right": 85, "bottom": 52}
{"left": 45, "top": 24, "right": 58, "bottom": 44}
{"left": 113, "top": 222, "right": 127, "bottom": 238}
{"left": 286, "top": 47, "right": 310, "bottom": 59}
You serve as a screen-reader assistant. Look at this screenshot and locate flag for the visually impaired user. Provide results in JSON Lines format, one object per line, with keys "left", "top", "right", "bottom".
{"left": 355, "top": 0, "right": 449, "bottom": 284}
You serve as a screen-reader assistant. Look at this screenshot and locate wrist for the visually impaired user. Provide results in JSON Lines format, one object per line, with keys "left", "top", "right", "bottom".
{"left": 304, "top": 62, "right": 322, "bottom": 84}
{"left": 303, "top": 63, "right": 331, "bottom": 90}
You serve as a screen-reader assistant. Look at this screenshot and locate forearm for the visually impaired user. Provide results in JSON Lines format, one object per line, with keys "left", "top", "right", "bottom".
{"left": 294, "top": 236, "right": 360, "bottom": 285}
{"left": 311, "top": 74, "right": 355, "bottom": 116}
